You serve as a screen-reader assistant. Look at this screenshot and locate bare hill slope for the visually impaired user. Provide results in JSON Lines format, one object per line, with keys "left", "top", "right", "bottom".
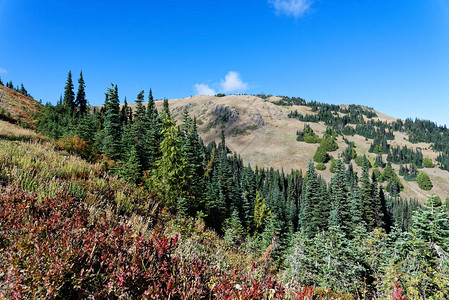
{"left": 144, "top": 95, "right": 449, "bottom": 202}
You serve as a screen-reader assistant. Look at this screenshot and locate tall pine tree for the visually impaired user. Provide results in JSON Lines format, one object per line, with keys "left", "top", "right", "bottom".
{"left": 63, "top": 71, "right": 75, "bottom": 113}
{"left": 102, "top": 84, "right": 122, "bottom": 160}
{"left": 152, "top": 112, "right": 190, "bottom": 210}
{"left": 75, "top": 71, "right": 87, "bottom": 115}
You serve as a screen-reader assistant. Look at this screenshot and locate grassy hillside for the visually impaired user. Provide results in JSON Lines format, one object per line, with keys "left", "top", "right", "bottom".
{"left": 0, "top": 85, "right": 42, "bottom": 128}
{"left": 142, "top": 94, "right": 449, "bottom": 202}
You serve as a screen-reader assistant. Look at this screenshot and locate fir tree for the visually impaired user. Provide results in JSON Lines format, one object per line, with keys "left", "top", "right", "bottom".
{"left": 313, "top": 146, "right": 330, "bottom": 163}
{"left": 300, "top": 162, "right": 323, "bottom": 237}
{"left": 412, "top": 195, "right": 449, "bottom": 251}
{"left": 206, "top": 171, "right": 227, "bottom": 231}
{"left": 75, "top": 71, "right": 87, "bottom": 115}
{"left": 63, "top": 70, "right": 75, "bottom": 113}
{"left": 102, "top": 84, "right": 122, "bottom": 160}
{"left": 329, "top": 160, "right": 351, "bottom": 234}
{"left": 120, "top": 98, "right": 131, "bottom": 126}
{"left": 417, "top": 171, "right": 433, "bottom": 191}
{"left": 152, "top": 113, "right": 190, "bottom": 209}
{"left": 119, "top": 144, "right": 142, "bottom": 182}
{"left": 254, "top": 191, "right": 271, "bottom": 232}
{"left": 349, "top": 182, "right": 365, "bottom": 233}
{"left": 146, "top": 90, "right": 162, "bottom": 170}
{"left": 146, "top": 89, "right": 158, "bottom": 121}
{"left": 360, "top": 160, "right": 376, "bottom": 230}
{"left": 162, "top": 98, "right": 170, "bottom": 118}
{"left": 133, "top": 91, "right": 150, "bottom": 171}
{"left": 182, "top": 116, "right": 206, "bottom": 213}
{"left": 370, "top": 180, "right": 385, "bottom": 229}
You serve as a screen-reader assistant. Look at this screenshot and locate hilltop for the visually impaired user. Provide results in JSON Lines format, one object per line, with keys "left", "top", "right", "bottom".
{"left": 140, "top": 94, "right": 447, "bottom": 202}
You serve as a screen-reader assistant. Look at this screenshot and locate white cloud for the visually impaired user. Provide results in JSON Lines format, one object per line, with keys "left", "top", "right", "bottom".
{"left": 194, "top": 71, "right": 249, "bottom": 96}
{"left": 0, "top": 67, "right": 7, "bottom": 74}
{"left": 220, "top": 71, "right": 248, "bottom": 93}
{"left": 269, "top": 0, "right": 313, "bottom": 18}
{"left": 194, "top": 83, "right": 216, "bottom": 96}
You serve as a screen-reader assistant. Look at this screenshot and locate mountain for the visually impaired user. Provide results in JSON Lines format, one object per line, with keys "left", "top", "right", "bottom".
{"left": 144, "top": 94, "right": 448, "bottom": 202}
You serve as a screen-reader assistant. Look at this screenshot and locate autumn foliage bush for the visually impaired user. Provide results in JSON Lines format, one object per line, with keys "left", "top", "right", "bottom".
{"left": 56, "top": 134, "right": 96, "bottom": 161}
{"left": 0, "top": 190, "right": 296, "bottom": 299}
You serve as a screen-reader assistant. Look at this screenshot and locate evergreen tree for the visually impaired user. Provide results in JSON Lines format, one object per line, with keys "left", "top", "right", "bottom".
{"left": 19, "top": 84, "right": 28, "bottom": 97}
{"left": 240, "top": 167, "right": 257, "bottom": 231}
{"left": 120, "top": 98, "right": 131, "bottom": 126}
{"left": 152, "top": 113, "right": 190, "bottom": 209}
{"left": 313, "top": 146, "right": 330, "bottom": 163}
{"left": 300, "top": 162, "right": 324, "bottom": 237}
{"left": 360, "top": 160, "right": 376, "bottom": 230}
{"left": 417, "top": 171, "right": 433, "bottom": 191}
{"left": 146, "top": 89, "right": 157, "bottom": 120}
{"left": 119, "top": 144, "right": 142, "bottom": 182}
{"left": 75, "top": 71, "right": 87, "bottom": 115}
{"left": 423, "top": 157, "right": 435, "bottom": 168}
{"left": 329, "top": 160, "right": 351, "bottom": 234}
{"left": 102, "top": 84, "right": 122, "bottom": 160}
{"left": 75, "top": 113, "right": 96, "bottom": 147}
{"left": 223, "top": 209, "right": 245, "bottom": 247}
{"left": 133, "top": 90, "right": 150, "bottom": 171}
{"left": 182, "top": 116, "right": 206, "bottom": 213}
{"left": 254, "top": 191, "right": 271, "bottom": 232}
{"left": 146, "top": 90, "right": 162, "bottom": 170}
{"left": 370, "top": 180, "right": 385, "bottom": 229}
{"left": 63, "top": 71, "right": 75, "bottom": 113}
{"left": 412, "top": 194, "right": 449, "bottom": 254}
{"left": 349, "top": 182, "right": 365, "bottom": 233}
{"left": 378, "top": 186, "right": 392, "bottom": 232}
{"left": 162, "top": 98, "right": 170, "bottom": 118}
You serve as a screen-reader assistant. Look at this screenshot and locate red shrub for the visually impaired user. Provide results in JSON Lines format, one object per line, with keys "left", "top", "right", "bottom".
{"left": 0, "top": 190, "right": 291, "bottom": 299}
{"left": 392, "top": 281, "right": 406, "bottom": 300}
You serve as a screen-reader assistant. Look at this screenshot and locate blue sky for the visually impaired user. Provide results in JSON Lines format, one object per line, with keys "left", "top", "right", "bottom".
{"left": 1, "top": 0, "right": 448, "bottom": 126}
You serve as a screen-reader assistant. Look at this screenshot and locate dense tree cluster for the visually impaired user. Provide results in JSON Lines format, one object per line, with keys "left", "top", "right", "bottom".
{"left": 296, "top": 124, "right": 320, "bottom": 143}
{"left": 399, "top": 163, "right": 419, "bottom": 181}
{"left": 387, "top": 145, "right": 424, "bottom": 167}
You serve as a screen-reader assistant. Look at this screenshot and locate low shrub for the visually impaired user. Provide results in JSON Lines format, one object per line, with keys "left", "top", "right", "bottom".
{"left": 56, "top": 134, "right": 96, "bottom": 161}
{"left": 316, "top": 162, "right": 326, "bottom": 171}
{"left": 0, "top": 190, "right": 295, "bottom": 299}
